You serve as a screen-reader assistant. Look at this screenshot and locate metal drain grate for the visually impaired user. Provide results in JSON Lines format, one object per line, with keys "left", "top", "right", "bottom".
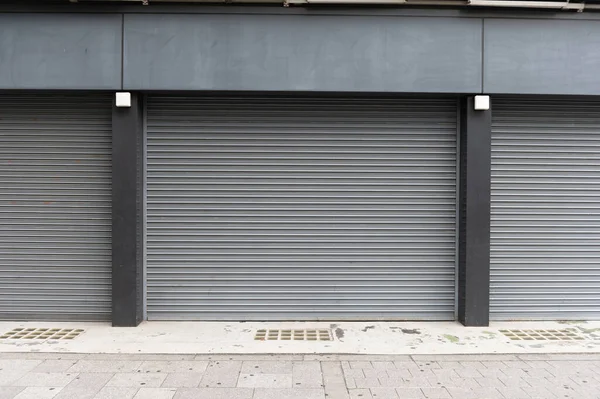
{"left": 0, "top": 328, "right": 84, "bottom": 341}
{"left": 500, "top": 329, "right": 585, "bottom": 341}
{"left": 254, "top": 329, "right": 332, "bottom": 341}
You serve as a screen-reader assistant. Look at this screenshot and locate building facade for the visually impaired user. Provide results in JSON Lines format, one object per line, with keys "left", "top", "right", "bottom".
{"left": 0, "top": 1, "right": 599, "bottom": 326}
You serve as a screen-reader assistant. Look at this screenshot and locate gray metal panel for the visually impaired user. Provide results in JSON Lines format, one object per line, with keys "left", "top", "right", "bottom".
{"left": 124, "top": 14, "right": 482, "bottom": 93}
{"left": 484, "top": 19, "right": 600, "bottom": 95}
{"left": 0, "top": 14, "right": 122, "bottom": 90}
{"left": 0, "top": 94, "right": 112, "bottom": 321}
{"left": 146, "top": 95, "right": 457, "bottom": 321}
{"left": 491, "top": 97, "right": 600, "bottom": 320}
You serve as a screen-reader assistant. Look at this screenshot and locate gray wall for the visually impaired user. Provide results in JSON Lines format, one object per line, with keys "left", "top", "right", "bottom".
{"left": 0, "top": 14, "right": 121, "bottom": 89}
{"left": 484, "top": 19, "right": 600, "bottom": 95}
{"left": 123, "top": 14, "right": 481, "bottom": 93}
{"left": 2, "top": 10, "right": 600, "bottom": 95}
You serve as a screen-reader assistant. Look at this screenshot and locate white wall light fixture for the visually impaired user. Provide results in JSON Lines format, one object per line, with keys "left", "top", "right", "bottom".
{"left": 115, "top": 92, "right": 132, "bottom": 108}
{"left": 474, "top": 95, "right": 490, "bottom": 111}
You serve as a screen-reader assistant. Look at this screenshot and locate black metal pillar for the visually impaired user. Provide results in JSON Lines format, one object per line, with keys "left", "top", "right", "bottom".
{"left": 458, "top": 96, "right": 492, "bottom": 327}
{"left": 112, "top": 93, "right": 144, "bottom": 327}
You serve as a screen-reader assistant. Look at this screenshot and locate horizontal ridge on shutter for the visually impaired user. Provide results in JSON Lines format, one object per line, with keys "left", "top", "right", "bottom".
{"left": 0, "top": 94, "right": 112, "bottom": 321}
{"left": 146, "top": 95, "right": 457, "bottom": 321}
{"left": 491, "top": 97, "right": 600, "bottom": 320}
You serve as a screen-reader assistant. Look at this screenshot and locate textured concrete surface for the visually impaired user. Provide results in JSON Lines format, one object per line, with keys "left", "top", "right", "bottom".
{"left": 0, "top": 321, "right": 599, "bottom": 355}
{"left": 0, "top": 353, "right": 599, "bottom": 399}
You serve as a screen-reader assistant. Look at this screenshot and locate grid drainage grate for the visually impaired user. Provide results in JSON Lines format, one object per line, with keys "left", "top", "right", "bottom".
{"left": 0, "top": 328, "right": 84, "bottom": 341}
{"left": 500, "top": 329, "right": 585, "bottom": 341}
{"left": 254, "top": 329, "right": 332, "bottom": 341}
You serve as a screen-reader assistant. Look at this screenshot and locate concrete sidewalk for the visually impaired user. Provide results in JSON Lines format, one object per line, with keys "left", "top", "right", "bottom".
{"left": 1, "top": 321, "right": 599, "bottom": 355}
{"left": 1, "top": 353, "right": 599, "bottom": 399}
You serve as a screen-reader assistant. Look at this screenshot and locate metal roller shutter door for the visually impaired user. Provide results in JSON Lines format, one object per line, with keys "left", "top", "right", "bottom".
{"left": 146, "top": 95, "right": 457, "bottom": 320}
{"left": 0, "top": 94, "right": 112, "bottom": 321}
{"left": 491, "top": 97, "right": 600, "bottom": 320}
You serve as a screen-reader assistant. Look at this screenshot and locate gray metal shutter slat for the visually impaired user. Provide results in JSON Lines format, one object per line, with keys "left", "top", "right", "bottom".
{"left": 146, "top": 96, "right": 457, "bottom": 321}
{"left": 491, "top": 97, "right": 600, "bottom": 320}
{"left": 0, "top": 94, "right": 112, "bottom": 321}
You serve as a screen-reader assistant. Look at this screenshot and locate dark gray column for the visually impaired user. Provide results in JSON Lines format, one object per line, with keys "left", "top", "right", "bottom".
{"left": 112, "top": 93, "right": 144, "bottom": 327}
{"left": 458, "top": 96, "right": 491, "bottom": 327}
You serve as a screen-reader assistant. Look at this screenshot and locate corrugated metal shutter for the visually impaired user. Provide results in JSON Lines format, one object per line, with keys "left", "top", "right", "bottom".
{"left": 146, "top": 95, "right": 457, "bottom": 321}
{"left": 0, "top": 94, "right": 112, "bottom": 321}
{"left": 491, "top": 97, "right": 600, "bottom": 320}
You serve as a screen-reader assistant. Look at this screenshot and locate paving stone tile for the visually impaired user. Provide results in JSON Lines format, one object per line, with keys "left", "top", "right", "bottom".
{"left": 419, "top": 387, "right": 451, "bottom": 399}
{"left": 393, "top": 361, "right": 420, "bottom": 370}
{"left": 372, "top": 362, "right": 396, "bottom": 370}
{"left": 395, "top": 387, "right": 426, "bottom": 398}
{"left": 446, "top": 387, "right": 504, "bottom": 399}
{"left": 498, "top": 377, "right": 532, "bottom": 388}
{"left": 240, "top": 361, "right": 292, "bottom": 374}
{"left": 0, "top": 359, "right": 42, "bottom": 373}
{"left": 453, "top": 368, "right": 481, "bottom": 378}
{"left": 346, "top": 377, "right": 357, "bottom": 389}
{"left": 132, "top": 388, "right": 177, "bottom": 399}
{"left": 0, "top": 386, "right": 25, "bottom": 399}
{"left": 354, "top": 377, "right": 382, "bottom": 388}
{"left": 200, "top": 361, "right": 242, "bottom": 388}
{"left": 88, "top": 355, "right": 194, "bottom": 361}
{"left": 414, "top": 362, "right": 441, "bottom": 370}
{"left": 94, "top": 386, "right": 139, "bottom": 399}
{"left": 253, "top": 388, "right": 325, "bottom": 399}
{"left": 482, "top": 362, "right": 509, "bottom": 369}
{"left": 386, "top": 369, "right": 412, "bottom": 380}
{"left": 292, "top": 361, "right": 322, "bottom": 388}
{"left": 473, "top": 376, "right": 505, "bottom": 388}
{"left": 13, "top": 373, "right": 78, "bottom": 387}
{"left": 136, "top": 361, "right": 208, "bottom": 373}
{"left": 68, "top": 360, "right": 142, "bottom": 373}
{"left": 350, "top": 362, "right": 374, "bottom": 370}
{"left": 321, "top": 362, "right": 349, "bottom": 399}
{"left": 237, "top": 373, "right": 292, "bottom": 388}
{"left": 350, "top": 388, "right": 373, "bottom": 399}
{"left": 363, "top": 369, "right": 391, "bottom": 379}
{"left": 64, "top": 373, "right": 113, "bottom": 390}
{"left": 370, "top": 387, "right": 399, "bottom": 398}
{"left": 32, "top": 360, "right": 79, "bottom": 373}
{"left": 14, "top": 387, "right": 62, "bottom": 399}
{"left": 106, "top": 373, "right": 166, "bottom": 388}
{"left": 52, "top": 387, "right": 99, "bottom": 399}
{"left": 160, "top": 373, "right": 203, "bottom": 388}
{"left": 174, "top": 388, "right": 254, "bottom": 399}
{"left": 495, "top": 387, "right": 529, "bottom": 399}
{"left": 344, "top": 368, "right": 367, "bottom": 379}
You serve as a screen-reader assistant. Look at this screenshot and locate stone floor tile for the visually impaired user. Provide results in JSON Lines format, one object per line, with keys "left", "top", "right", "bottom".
{"left": 0, "top": 386, "right": 25, "bottom": 399}
{"left": 350, "top": 388, "right": 373, "bottom": 399}
{"left": 52, "top": 387, "right": 99, "bottom": 399}
{"left": 322, "top": 361, "right": 350, "bottom": 399}
{"left": 354, "top": 376, "right": 382, "bottom": 388}
{"left": 68, "top": 360, "right": 142, "bottom": 373}
{"left": 173, "top": 388, "right": 254, "bottom": 399}
{"left": 13, "top": 373, "right": 78, "bottom": 387}
{"left": 240, "top": 361, "right": 293, "bottom": 374}
{"left": 372, "top": 362, "right": 396, "bottom": 370}
{"left": 132, "top": 388, "right": 177, "bottom": 399}
{"left": 453, "top": 368, "right": 481, "bottom": 378}
{"left": 253, "top": 388, "right": 325, "bottom": 399}
{"left": 14, "top": 387, "right": 62, "bottom": 399}
{"left": 364, "top": 369, "right": 391, "bottom": 379}
{"left": 65, "top": 373, "right": 114, "bottom": 390}
{"left": 420, "top": 387, "right": 451, "bottom": 399}
{"left": 160, "top": 373, "right": 203, "bottom": 388}
{"left": 200, "top": 361, "right": 242, "bottom": 388}
{"left": 94, "top": 386, "right": 139, "bottom": 399}
{"left": 414, "top": 362, "right": 441, "bottom": 370}
{"left": 395, "top": 387, "right": 426, "bottom": 398}
{"left": 350, "top": 362, "right": 374, "bottom": 370}
{"left": 237, "top": 373, "right": 292, "bottom": 388}
{"left": 370, "top": 387, "right": 399, "bottom": 398}
{"left": 386, "top": 369, "right": 412, "bottom": 380}
{"left": 292, "top": 362, "right": 323, "bottom": 388}
{"left": 32, "top": 360, "right": 79, "bottom": 373}
{"left": 344, "top": 368, "right": 367, "bottom": 379}
{"left": 136, "top": 361, "right": 208, "bottom": 374}
{"left": 393, "top": 361, "right": 420, "bottom": 370}
{"left": 106, "top": 373, "right": 166, "bottom": 388}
